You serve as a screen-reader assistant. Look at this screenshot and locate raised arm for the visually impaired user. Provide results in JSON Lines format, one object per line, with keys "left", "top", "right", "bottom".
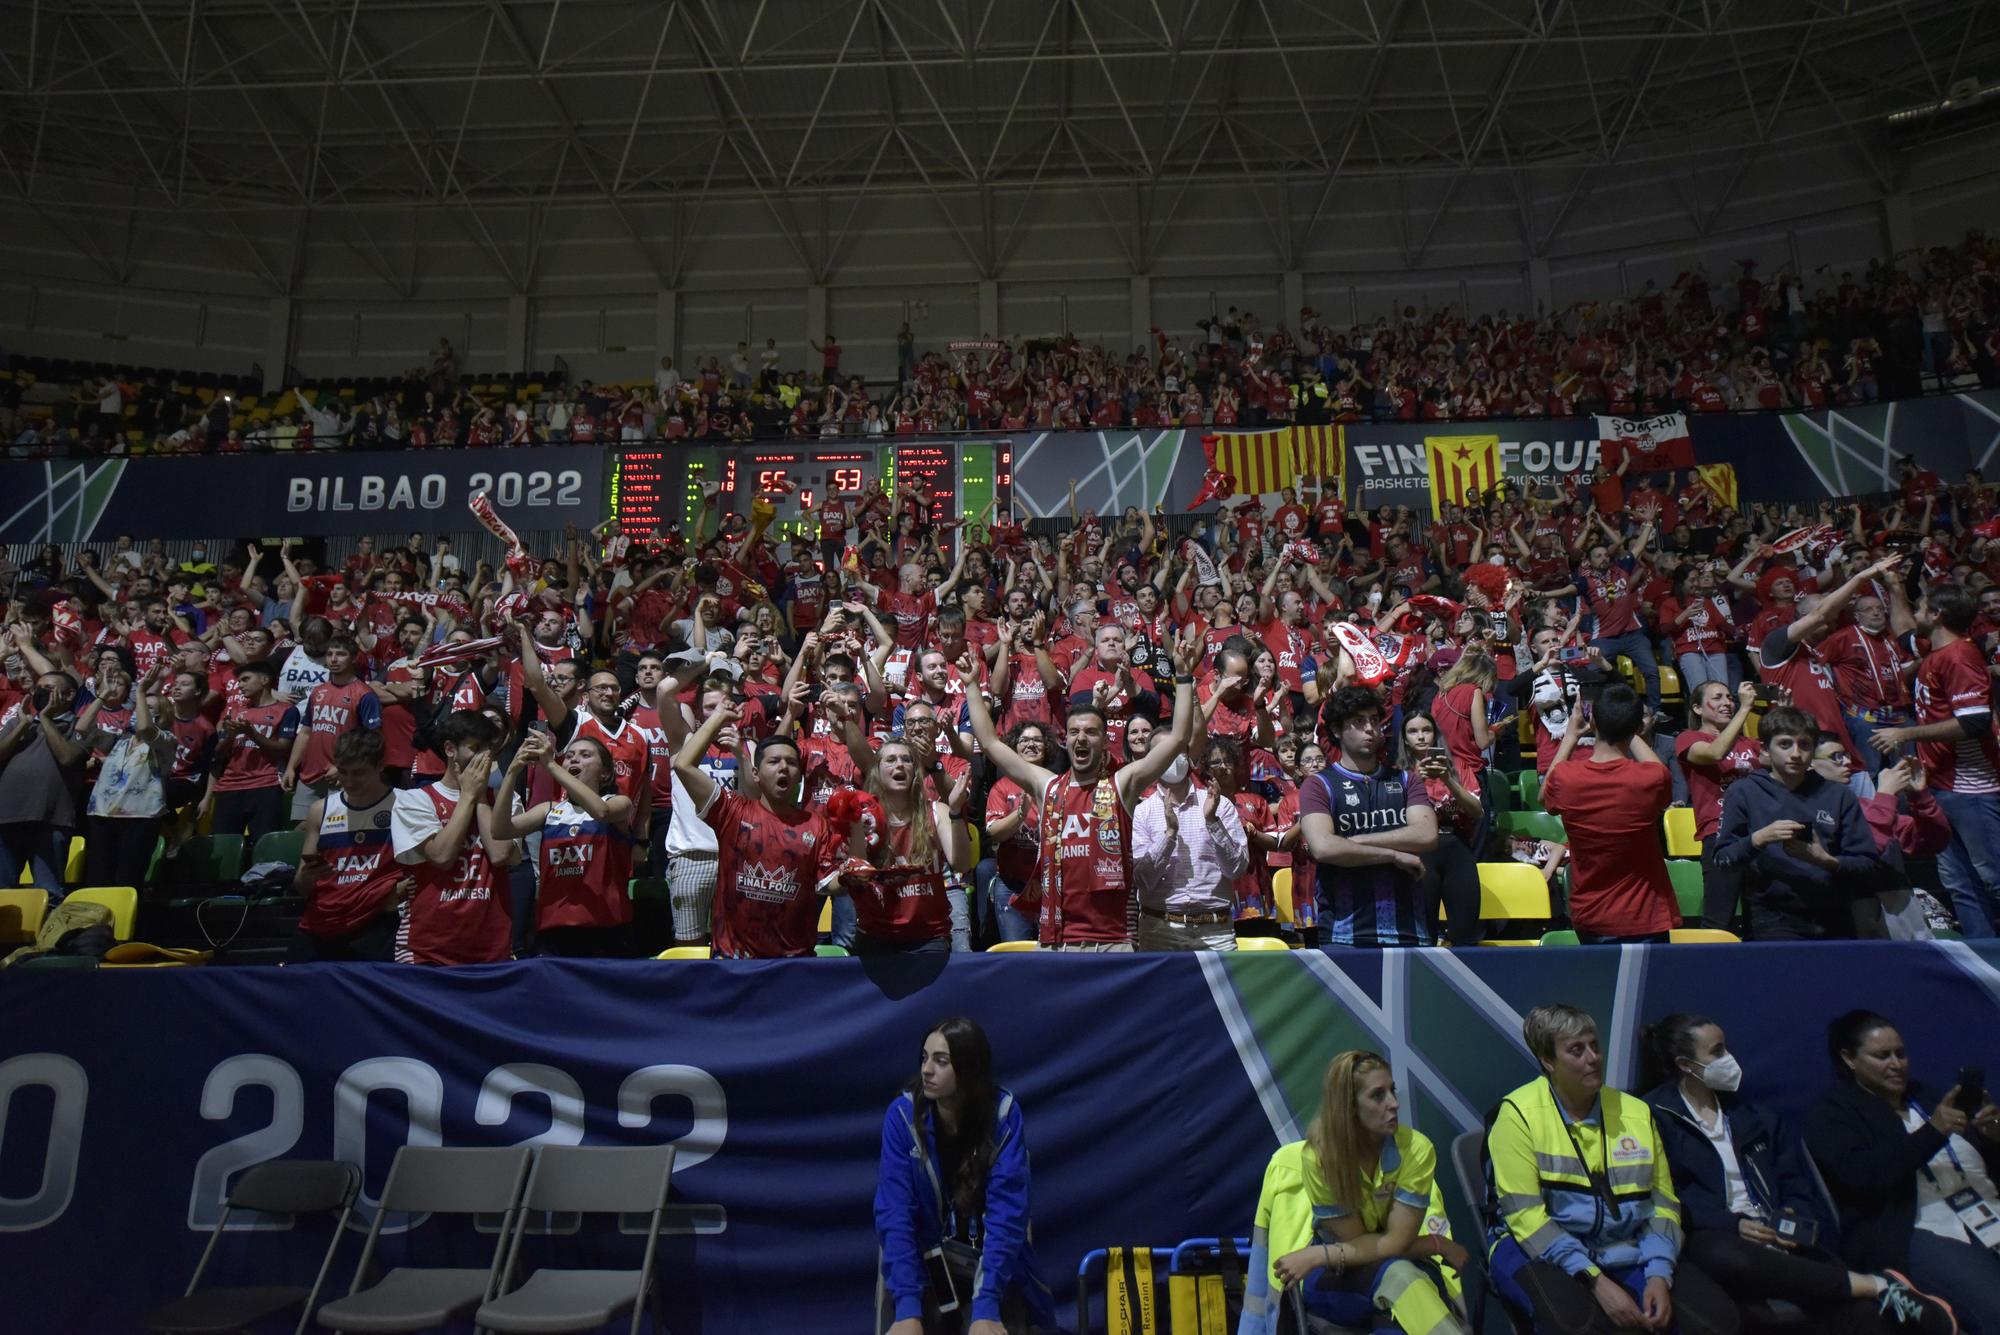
{"left": 963, "top": 651, "right": 1056, "bottom": 797}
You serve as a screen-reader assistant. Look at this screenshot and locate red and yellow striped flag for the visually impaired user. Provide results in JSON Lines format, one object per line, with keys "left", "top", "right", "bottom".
{"left": 1695, "top": 463, "right": 1739, "bottom": 511}
{"left": 1423, "top": 435, "right": 1500, "bottom": 520}
{"left": 1205, "top": 431, "right": 1298, "bottom": 496}
{"left": 1289, "top": 424, "right": 1344, "bottom": 499}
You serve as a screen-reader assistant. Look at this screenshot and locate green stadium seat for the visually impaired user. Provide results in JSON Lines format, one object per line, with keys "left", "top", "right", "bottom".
{"left": 252, "top": 829, "right": 304, "bottom": 868}
{"left": 1667, "top": 860, "right": 1704, "bottom": 919}
{"left": 1499, "top": 811, "right": 1564, "bottom": 841}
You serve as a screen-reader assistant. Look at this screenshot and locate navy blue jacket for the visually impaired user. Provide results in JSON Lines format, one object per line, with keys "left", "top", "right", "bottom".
{"left": 1642, "top": 1080, "right": 1835, "bottom": 1239}
{"left": 874, "top": 1087, "right": 1055, "bottom": 1328}
{"left": 1708, "top": 770, "right": 1879, "bottom": 938}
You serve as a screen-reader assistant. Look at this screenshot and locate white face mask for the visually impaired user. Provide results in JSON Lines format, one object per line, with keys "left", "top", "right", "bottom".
{"left": 1689, "top": 1052, "right": 1743, "bottom": 1093}
{"left": 1161, "top": 754, "right": 1190, "bottom": 786}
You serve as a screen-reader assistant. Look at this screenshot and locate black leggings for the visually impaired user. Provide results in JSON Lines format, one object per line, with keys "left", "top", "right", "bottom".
{"left": 84, "top": 814, "right": 160, "bottom": 888}
{"left": 1700, "top": 841, "right": 1745, "bottom": 931}
{"left": 210, "top": 787, "right": 289, "bottom": 847}
{"left": 1683, "top": 1228, "right": 1893, "bottom": 1334}
{"left": 1423, "top": 832, "right": 1483, "bottom": 946}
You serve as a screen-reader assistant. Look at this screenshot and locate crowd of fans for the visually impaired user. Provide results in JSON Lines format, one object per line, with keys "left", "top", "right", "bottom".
{"left": 7, "top": 232, "right": 2000, "bottom": 457}
{"left": 5, "top": 442, "right": 2000, "bottom": 960}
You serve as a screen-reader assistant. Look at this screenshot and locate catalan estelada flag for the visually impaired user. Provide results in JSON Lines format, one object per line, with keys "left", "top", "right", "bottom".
{"left": 1423, "top": 434, "right": 1500, "bottom": 519}
{"left": 1290, "top": 424, "right": 1344, "bottom": 499}
{"left": 1695, "top": 462, "right": 1739, "bottom": 511}
{"left": 1204, "top": 431, "right": 1297, "bottom": 496}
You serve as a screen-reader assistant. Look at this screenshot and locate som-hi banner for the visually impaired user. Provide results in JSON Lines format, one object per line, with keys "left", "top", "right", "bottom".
{"left": 0, "top": 945, "right": 1996, "bottom": 1331}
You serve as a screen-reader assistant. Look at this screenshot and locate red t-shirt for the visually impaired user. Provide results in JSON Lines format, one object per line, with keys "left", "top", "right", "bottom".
{"left": 1818, "top": 625, "right": 1913, "bottom": 712}
{"left": 1031, "top": 770, "right": 1133, "bottom": 945}
{"left": 1914, "top": 637, "right": 2000, "bottom": 794}
{"left": 1673, "top": 728, "right": 1761, "bottom": 840}
{"left": 876, "top": 588, "right": 938, "bottom": 649}
{"left": 1758, "top": 627, "right": 1857, "bottom": 758}
{"left": 391, "top": 783, "right": 515, "bottom": 965}
{"left": 299, "top": 790, "right": 402, "bottom": 939}
{"left": 1542, "top": 755, "right": 1678, "bottom": 936}
{"left": 297, "top": 680, "right": 381, "bottom": 786}
{"left": 699, "top": 788, "right": 836, "bottom": 959}
{"left": 986, "top": 777, "right": 1039, "bottom": 885}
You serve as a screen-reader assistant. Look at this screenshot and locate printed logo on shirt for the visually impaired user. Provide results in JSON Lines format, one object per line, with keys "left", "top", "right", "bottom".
{"left": 373, "top": 811, "right": 391, "bottom": 828}
{"left": 1611, "top": 1136, "right": 1648, "bottom": 1162}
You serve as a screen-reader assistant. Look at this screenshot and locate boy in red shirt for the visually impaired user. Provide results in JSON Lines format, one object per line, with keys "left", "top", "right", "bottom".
{"left": 390, "top": 710, "right": 518, "bottom": 965}
{"left": 1542, "top": 683, "right": 1678, "bottom": 943}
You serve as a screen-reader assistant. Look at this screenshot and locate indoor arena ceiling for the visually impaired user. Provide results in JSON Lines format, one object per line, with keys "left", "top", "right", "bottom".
{"left": 0, "top": 0, "right": 1995, "bottom": 217}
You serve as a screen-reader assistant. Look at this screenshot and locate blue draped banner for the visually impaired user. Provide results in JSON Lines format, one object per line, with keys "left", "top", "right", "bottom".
{"left": 1, "top": 944, "right": 1997, "bottom": 1331}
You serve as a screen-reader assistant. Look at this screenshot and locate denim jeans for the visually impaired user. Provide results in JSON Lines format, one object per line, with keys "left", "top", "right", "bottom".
{"left": 1677, "top": 651, "right": 1730, "bottom": 698}
{"left": 1841, "top": 707, "right": 1912, "bottom": 779}
{"left": 972, "top": 857, "right": 1037, "bottom": 945}
{"left": 1932, "top": 788, "right": 2000, "bottom": 938}
{"left": 1593, "top": 629, "right": 1660, "bottom": 713}
{"left": 0, "top": 822, "right": 72, "bottom": 900}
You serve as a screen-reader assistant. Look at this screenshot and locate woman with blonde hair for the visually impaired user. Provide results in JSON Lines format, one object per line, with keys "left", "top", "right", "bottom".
{"left": 1238, "top": 1051, "right": 1468, "bottom": 1334}
{"left": 844, "top": 731, "right": 971, "bottom": 955}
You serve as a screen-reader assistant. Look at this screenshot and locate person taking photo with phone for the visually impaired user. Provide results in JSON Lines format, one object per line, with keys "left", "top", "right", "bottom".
{"left": 1809, "top": 1010, "right": 2000, "bottom": 1333}
{"left": 1642, "top": 1013, "right": 1955, "bottom": 1333}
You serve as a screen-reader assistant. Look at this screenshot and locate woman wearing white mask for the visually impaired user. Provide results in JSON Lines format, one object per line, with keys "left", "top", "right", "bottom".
{"left": 1642, "top": 1014, "right": 1954, "bottom": 1333}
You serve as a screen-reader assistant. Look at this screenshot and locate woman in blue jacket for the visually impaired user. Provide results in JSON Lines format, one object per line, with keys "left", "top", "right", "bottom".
{"left": 875, "top": 1016, "right": 1056, "bottom": 1335}
{"left": 1642, "top": 1013, "right": 1952, "bottom": 1333}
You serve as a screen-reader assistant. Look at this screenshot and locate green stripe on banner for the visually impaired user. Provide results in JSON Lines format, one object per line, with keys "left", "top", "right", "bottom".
{"left": 1144, "top": 430, "right": 1182, "bottom": 508}
{"left": 1219, "top": 953, "right": 1379, "bottom": 1127}
{"left": 78, "top": 459, "right": 126, "bottom": 541}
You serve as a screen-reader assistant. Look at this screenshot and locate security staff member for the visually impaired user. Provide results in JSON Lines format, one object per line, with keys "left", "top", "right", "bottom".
{"left": 1485, "top": 1003, "right": 1741, "bottom": 1335}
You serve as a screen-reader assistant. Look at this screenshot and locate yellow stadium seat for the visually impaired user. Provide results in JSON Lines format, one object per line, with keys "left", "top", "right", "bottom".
{"left": 655, "top": 945, "right": 712, "bottom": 960}
{"left": 1658, "top": 663, "right": 1683, "bottom": 709}
{"left": 67, "top": 886, "right": 138, "bottom": 940}
{"left": 1615, "top": 656, "right": 1641, "bottom": 694}
{"left": 1234, "top": 936, "right": 1291, "bottom": 951}
{"left": 65, "top": 839, "right": 85, "bottom": 885}
{"left": 1669, "top": 928, "right": 1741, "bottom": 944}
{"left": 1744, "top": 710, "right": 1759, "bottom": 741}
{"left": 1517, "top": 711, "right": 1534, "bottom": 746}
{"left": 966, "top": 825, "right": 980, "bottom": 866}
{"left": 1663, "top": 807, "right": 1701, "bottom": 858}
{"left": 818, "top": 898, "right": 832, "bottom": 936}
{"left": 1476, "top": 863, "right": 1553, "bottom": 919}
{"left": 100, "top": 942, "right": 212, "bottom": 968}
{"left": 986, "top": 941, "right": 1039, "bottom": 952}
{"left": 1272, "top": 867, "right": 1295, "bottom": 926}
{"left": 0, "top": 888, "right": 49, "bottom": 943}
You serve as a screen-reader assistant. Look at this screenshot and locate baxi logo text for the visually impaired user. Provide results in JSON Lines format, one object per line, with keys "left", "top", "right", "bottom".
{"left": 287, "top": 470, "right": 587, "bottom": 512}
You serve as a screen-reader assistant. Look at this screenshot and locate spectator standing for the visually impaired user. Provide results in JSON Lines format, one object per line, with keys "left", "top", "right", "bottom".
{"left": 76, "top": 662, "right": 171, "bottom": 887}
{"left": 1542, "top": 684, "right": 1679, "bottom": 943}
{"left": 974, "top": 720, "right": 1046, "bottom": 945}
{"left": 208, "top": 659, "right": 297, "bottom": 846}
{"left": 389, "top": 710, "right": 519, "bottom": 965}
{"left": 1486, "top": 1003, "right": 1741, "bottom": 1335}
{"left": 1130, "top": 744, "right": 1249, "bottom": 951}
{"left": 1299, "top": 686, "right": 1439, "bottom": 948}
{"left": 963, "top": 630, "right": 1197, "bottom": 951}
{"left": 294, "top": 730, "right": 407, "bottom": 962}
{"left": 1675, "top": 680, "right": 1763, "bottom": 929}
{"left": 1819, "top": 589, "right": 1917, "bottom": 778}
{"left": 0, "top": 669, "right": 86, "bottom": 896}
{"left": 492, "top": 731, "right": 638, "bottom": 958}
{"left": 1397, "top": 711, "right": 1484, "bottom": 945}
{"left": 1709, "top": 706, "right": 1881, "bottom": 940}
{"left": 1869, "top": 583, "right": 2000, "bottom": 938}
{"left": 1808, "top": 1010, "right": 2000, "bottom": 1333}
{"left": 282, "top": 633, "right": 382, "bottom": 823}
{"left": 672, "top": 698, "right": 840, "bottom": 959}
{"left": 1756, "top": 557, "right": 1905, "bottom": 762}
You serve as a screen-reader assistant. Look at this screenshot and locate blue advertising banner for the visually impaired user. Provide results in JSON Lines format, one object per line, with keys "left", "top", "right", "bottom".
{"left": 1342, "top": 420, "right": 1607, "bottom": 512}
{"left": 0, "top": 447, "right": 607, "bottom": 542}
{"left": 1, "top": 944, "right": 1997, "bottom": 1332}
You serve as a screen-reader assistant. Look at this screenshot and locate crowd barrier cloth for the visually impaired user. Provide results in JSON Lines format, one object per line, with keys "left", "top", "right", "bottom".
{"left": 6, "top": 394, "right": 2000, "bottom": 543}
{"left": 1, "top": 942, "right": 1996, "bottom": 1332}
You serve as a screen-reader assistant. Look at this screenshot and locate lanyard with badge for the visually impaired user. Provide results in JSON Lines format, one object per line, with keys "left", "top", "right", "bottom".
{"left": 1910, "top": 1100, "right": 2000, "bottom": 1252}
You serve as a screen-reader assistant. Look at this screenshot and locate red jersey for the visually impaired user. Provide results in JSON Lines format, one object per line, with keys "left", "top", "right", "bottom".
{"left": 299, "top": 790, "right": 402, "bottom": 939}
{"left": 1673, "top": 728, "right": 1761, "bottom": 840}
{"left": 573, "top": 711, "right": 651, "bottom": 800}
{"left": 1818, "top": 625, "right": 1913, "bottom": 712}
{"left": 214, "top": 699, "right": 298, "bottom": 792}
{"left": 391, "top": 783, "right": 514, "bottom": 965}
{"left": 1915, "top": 637, "right": 2000, "bottom": 794}
{"left": 876, "top": 588, "right": 938, "bottom": 649}
{"left": 1032, "top": 771, "right": 1133, "bottom": 946}
{"left": 849, "top": 811, "right": 953, "bottom": 945}
{"left": 985, "top": 777, "right": 1039, "bottom": 885}
{"left": 164, "top": 711, "right": 217, "bottom": 783}
{"left": 536, "top": 799, "right": 635, "bottom": 930}
{"left": 1758, "top": 627, "right": 1857, "bottom": 757}
{"left": 297, "top": 680, "right": 381, "bottom": 786}
{"left": 1661, "top": 596, "right": 1733, "bottom": 657}
{"left": 700, "top": 788, "right": 836, "bottom": 959}
{"left": 1226, "top": 790, "right": 1274, "bottom": 918}
{"left": 379, "top": 662, "right": 420, "bottom": 769}
{"left": 1064, "top": 664, "right": 1160, "bottom": 766}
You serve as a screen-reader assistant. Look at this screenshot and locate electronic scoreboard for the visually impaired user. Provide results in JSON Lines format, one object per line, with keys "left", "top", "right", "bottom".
{"left": 611, "top": 443, "right": 1011, "bottom": 543}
